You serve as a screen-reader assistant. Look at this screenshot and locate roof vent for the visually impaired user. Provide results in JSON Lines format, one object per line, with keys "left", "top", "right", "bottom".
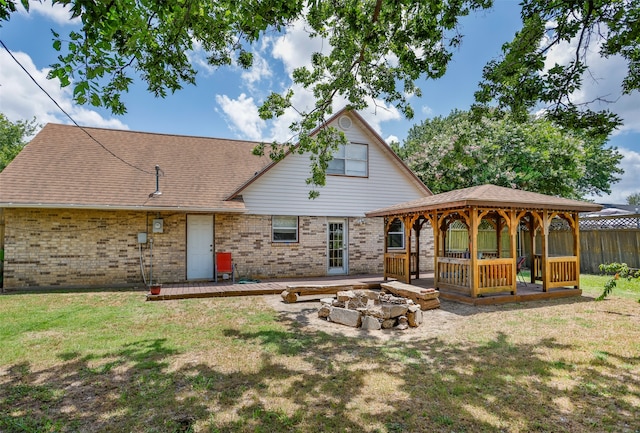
{"left": 338, "top": 116, "right": 352, "bottom": 130}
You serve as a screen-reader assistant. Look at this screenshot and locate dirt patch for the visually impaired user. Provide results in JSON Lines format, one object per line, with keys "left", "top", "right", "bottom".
{"left": 262, "top": 294, "right": 480, "bottom": 341}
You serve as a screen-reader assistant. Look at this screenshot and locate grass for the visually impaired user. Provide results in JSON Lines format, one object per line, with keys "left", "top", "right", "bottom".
{"left": 0, "top": 277, "right": 638, "bottom": 432}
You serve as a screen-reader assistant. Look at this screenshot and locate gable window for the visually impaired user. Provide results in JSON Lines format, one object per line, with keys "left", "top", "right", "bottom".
{"left": 272, "top": 216, "right": 298, "bottom": 242}
{"left": 327, "top": 143, "right": 368, "bottom": 177}
{"left": 387, "top": 219, "right": 404, "bottom": 249}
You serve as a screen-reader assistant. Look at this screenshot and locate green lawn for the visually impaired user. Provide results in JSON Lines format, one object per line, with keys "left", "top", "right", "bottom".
{"left": 0, "top": 277, "right": 638, "bottom": 432}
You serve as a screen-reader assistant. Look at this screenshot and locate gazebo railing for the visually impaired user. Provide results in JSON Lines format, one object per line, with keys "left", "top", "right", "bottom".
{"left": 384, "top": 252, "right": 418, "bottom": 282}
{"left": 437, "top": 257, "right": 516, "bottom": 296}
{"left": 436, "top": 257, "right": 471, "bottom": 294}
{"left": 477, "top": 258, "right": 515, "bottom": 294}
{"left": 533, "top": 255, "right": 579, "bottom": 289}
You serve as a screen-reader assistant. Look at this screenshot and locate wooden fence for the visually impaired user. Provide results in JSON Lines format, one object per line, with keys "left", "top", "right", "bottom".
{"left": 548, "top": 230, "right": 640, "bottom": 274}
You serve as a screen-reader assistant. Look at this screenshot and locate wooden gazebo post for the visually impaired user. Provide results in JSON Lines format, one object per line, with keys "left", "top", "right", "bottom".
{"left": 529, "top": 214, "right": 537, "bottom": 285}
{"left": 496, "top": 216, "right": 503, "bottom": 258}
{"left": 470, "top": 207, "right": 479, "bottom": 298}
{"left": 431, "top": 212, "right": 440, "bottom": 288}
{"left": 541, "top": 210, "right": 550, "bottom": 292}
{"left": 403, "top": 215, "right": 412, "bottom": 283}
{"left": 383, "top": 217, "right": 389, "bottom": 281}
{"left": 573, "top": 212, "right": 580, "bottom": 289}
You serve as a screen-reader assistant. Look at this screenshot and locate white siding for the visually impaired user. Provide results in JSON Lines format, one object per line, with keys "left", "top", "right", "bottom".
{"left": 242, "top": 114, "right": 428, "bottom": 217}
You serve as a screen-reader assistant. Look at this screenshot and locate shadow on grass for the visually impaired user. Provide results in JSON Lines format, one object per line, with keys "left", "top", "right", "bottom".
{"left": 1, "top": 324, "right": 638, "bottom": 432}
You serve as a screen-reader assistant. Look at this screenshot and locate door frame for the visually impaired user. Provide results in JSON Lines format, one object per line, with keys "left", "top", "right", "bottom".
{"left": 186, "top": 214, "right": 215, "bottom": 280}
{"left": 327, "top": 218, "right": 348, "bottom": 275}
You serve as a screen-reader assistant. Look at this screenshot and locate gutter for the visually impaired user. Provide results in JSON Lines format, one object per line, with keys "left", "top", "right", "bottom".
{"left": 0, "top": 202, "right": 248, "bottom": 213}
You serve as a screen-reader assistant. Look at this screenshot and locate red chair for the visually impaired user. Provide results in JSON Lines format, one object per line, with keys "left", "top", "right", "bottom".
{"left": 215, "top": 252, "right": 236, "bottom": 284}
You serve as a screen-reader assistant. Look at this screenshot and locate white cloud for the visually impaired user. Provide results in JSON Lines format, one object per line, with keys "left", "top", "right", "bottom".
{"left": 271, "top": 19, "right": 328, "bottom": 75}
{"left": 544, "top": 30, "right": 640, "bottom": 135}
{"left": 186, "top": 41, "right": 217, "bottom": 76}
{"left": 18, "top": 0, "right": 79, "bottom": 25}
{"left": 213, "top": 18, "right": 404, "bottom": 144}
{"left": 215, "top": 93, "right": 266, "bottom": 141}
{"left": 385, "top": 135, "right": 399, "bottom": 145}
{"left": 421, "top": 105, "right": 434, "bottom": 116}
{"left": 0, "top": 50, "right": 128, "bottom": 130}
{"left": 241, "top": 52, "right": 273, "bottom": 89}
{"left": 357, "top": 101, "right": 402, "bottom": 134}
{"left": 589, "top": 147, "right": 640, "bottom": 203}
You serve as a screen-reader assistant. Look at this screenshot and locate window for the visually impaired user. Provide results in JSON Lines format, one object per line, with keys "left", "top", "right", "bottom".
{"left": 327, "top": 143, "right": 368, "bottom": 176}
{"left": 272, "top": 216, "right": 298, "bottom": 242}
{"left": 387, "top": 219, "right": 404, "bottom": 249}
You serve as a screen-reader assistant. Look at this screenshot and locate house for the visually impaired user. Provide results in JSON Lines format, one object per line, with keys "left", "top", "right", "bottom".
{"left": 0, "top": 109, "right": 433, "bottom": 289}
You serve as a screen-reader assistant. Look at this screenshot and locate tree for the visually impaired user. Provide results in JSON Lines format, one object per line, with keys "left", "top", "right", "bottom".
{"left": 394, "top": 110, "right": 623, "bottom": 198}
{"left": 474, "top": 0, "right": 638, "bottom": 138}
{"left": 627, "top": 193, "right": 640, "bottom": 206}
{"left": 1, "top": 1, "right": 637, "bottom": 194}
{"left": 0, "top": 114, "right": 38, "bottom": 172}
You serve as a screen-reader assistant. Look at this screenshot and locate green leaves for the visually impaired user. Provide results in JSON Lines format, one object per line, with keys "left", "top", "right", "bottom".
{"left": 597, "top": 262, "right": 640, "bottom": 301}
{"left": 5, "top": 0, "right": 637, "bottom": 194}
{"left": 0, "top": 114, "right": 39, "bottom": 172}
{"left": 475, "top": 0, "right": 638, "bottom": 136}
{"left": 398, "top": 110, "right": 622, "bottom": 199}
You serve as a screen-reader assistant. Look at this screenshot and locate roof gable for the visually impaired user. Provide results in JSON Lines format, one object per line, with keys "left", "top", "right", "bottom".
{"left": 229, "top": 108, "right": 431, "bottom": 199}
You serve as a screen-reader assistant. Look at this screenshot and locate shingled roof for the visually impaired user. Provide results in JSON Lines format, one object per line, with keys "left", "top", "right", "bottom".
{"left": 0, "top": 124, "right": 272, "bottom": 211}
{"left": 366, "top": 184, "right": 602, "bottom": 216}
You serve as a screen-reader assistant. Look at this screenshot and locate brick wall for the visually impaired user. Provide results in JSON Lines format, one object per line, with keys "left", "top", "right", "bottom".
{"left": 215, "top": 214, "right": 434, "bottom": 280}
{"left": 1, "top": 208, "right": 184, "bottom": 289}
{"left": 1, "top": 209, "right": 434, "bottom": 289}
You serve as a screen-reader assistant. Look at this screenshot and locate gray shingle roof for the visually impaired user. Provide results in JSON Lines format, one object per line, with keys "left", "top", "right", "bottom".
{"left": 0, "top": 124, "right": 272, "bottom": 211}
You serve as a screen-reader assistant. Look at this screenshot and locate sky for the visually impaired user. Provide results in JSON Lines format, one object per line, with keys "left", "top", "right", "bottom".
{"left": 0, "top": 0, "right": 638, "bottom": 204}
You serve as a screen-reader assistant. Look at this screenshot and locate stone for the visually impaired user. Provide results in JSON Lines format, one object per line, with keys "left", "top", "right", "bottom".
{"left": 318, "top": 305, "right": 331, "bottom": 318}
{"left": 365, "top": 306, "right": 384, "bottom": 319}
{"left": 381, "top": 319, "right": 396, "bottom": 329}
{"left": 354, "top": 289, "right": 380, "bottom": 300}
{"left": 396, "top": 323, "right": 409, "bottom": 331}
{"left": 347, "top": 294, "right": 369, "bottom": 309}
{"left": 320, "top": 297, "right": 335, "bottom": 305}
{"left": 361, "top": 315, "right": 382, "bottom": 330}
{"left": 337, "top": 290, "right": 356, "bottom": 302}
{"left": 328, "top": 307, "right": 362, "bottom": 328}
{"left": 381, "top": 303, "right": 409, "bottom": 319}
{"left": 407, "top": 307, "right": 423, "bottom": 327}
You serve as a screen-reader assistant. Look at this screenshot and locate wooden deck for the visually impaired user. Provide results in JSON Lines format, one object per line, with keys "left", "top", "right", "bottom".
{"left": 408, "top": 276, "right": 581, "bottom": 306}
{"left": 145, "top": 273, "right": 582, "bottom": 305}
{"left": 145, "top": 275, "right": 384, "bottom": 301}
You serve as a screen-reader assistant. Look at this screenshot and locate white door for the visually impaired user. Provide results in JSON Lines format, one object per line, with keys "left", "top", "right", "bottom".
{"left": 327, "top": 219, "right": 348, "bottom": 275}
{"left": 187, "top": 214, "right": 214, "bottom": 280}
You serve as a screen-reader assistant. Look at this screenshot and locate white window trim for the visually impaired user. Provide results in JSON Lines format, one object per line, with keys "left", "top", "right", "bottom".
{"left": 272, "top": 216, "right": 299, "bottom": 243}
{"left": 327, "top": 142, "right": 368, "bottom": 177}
{"left": 387, "top": 219, "right": 404, "bottom": 250}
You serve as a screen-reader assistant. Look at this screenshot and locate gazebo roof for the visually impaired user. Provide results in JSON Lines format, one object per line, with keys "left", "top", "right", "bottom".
{"left": 366, "top": 184, "right": 602, "bottom": 217}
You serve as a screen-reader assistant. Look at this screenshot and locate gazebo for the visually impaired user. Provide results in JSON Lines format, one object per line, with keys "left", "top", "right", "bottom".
{"left": 366, "top": 184, "right": 602, "bottom": 303}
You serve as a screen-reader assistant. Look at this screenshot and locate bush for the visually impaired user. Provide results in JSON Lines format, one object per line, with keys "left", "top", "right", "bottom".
{"left": 597, "top": 262, "right": 640, "bottom": 302}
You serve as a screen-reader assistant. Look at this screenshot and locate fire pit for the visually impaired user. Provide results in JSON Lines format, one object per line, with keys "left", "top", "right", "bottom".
{"left": 318, "top": 288, "right": 438, "bottom": 331}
